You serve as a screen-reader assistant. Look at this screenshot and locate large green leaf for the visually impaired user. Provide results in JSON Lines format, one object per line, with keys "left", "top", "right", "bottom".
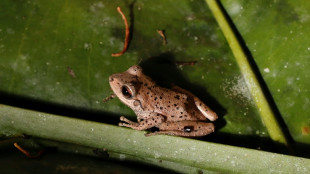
{"left": 0, "top": 0, "right": 266, "bottom": 141}
{"left": 221, "top": 0, "right": 310, "bottom": 145}
{"left": 1, "top": 0, "right": 310, "bottom": 173}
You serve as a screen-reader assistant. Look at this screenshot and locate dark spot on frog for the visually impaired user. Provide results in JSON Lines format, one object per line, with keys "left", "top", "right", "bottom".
{"left": 174, "top": 95, "right": 180, "bottom": 100}
{"left": 171, "top": 115, "right": 175, "bottom": 117}
{"left": 184, "top": 126, "right": 194, "bottom": 132}
{"left": 154, "top": 97, "right": 157, "bottom": 101}
{"left": 174, "top": 104, "right": 177, "bottom": 107}
{"left": 179, "top": 116, "right": 183, "bottom": 118}
{"left": 160, "top": 107, "right": 163, "bottom": 110}
{"left": 181, "top": 112, "right": 183, "bottom": 114}
{"left": 144, "top": 83, "right": 148, "bottom": 86}
{"left": 176, "top": 107, "right": 179, "bottom": 110}
{"left": 160, "top": 96, "right": 162, "bottom": 99}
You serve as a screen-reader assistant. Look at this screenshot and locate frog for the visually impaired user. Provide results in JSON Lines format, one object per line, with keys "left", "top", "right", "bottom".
{"left": 109, "top": 65, "right": 218, "bottom": 137}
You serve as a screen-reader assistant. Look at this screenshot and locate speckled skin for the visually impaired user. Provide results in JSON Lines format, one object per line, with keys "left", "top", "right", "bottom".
{"left": 109, "top": 65, "right": 218, "bottom": 137}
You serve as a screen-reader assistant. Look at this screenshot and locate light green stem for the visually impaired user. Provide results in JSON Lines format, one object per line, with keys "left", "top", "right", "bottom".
{"left": 205, "top": 0, "right": 289, "bottom": 146}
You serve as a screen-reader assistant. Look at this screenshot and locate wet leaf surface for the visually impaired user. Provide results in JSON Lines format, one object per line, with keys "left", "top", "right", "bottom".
{"left": 221, "top": 0, "right": 310, "bottom": 144}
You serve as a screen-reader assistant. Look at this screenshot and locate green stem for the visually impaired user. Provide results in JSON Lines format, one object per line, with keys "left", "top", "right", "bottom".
{"left": 205, "top": 0, "right": 289, "bottom": 146}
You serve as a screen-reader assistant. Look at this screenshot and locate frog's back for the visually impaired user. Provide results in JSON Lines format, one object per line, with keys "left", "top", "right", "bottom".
{"left": 139, "top": 86, "right": 206, "bottom": 121}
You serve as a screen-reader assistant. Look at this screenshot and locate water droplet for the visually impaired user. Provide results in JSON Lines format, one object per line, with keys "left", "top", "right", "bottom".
{"left": 256, "top": 130, "right": 260, "bottom": 134}
{"left": 84, "top": 43, "right": 92, "bottom": 50}
{"left": 264, "top": 68, "right": 270, "bottom": 73}
{"left": 119, "top": 154, "right": 126, "bottom": 159}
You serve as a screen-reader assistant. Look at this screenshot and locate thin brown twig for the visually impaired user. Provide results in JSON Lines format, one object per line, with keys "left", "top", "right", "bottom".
{"left": 175, "top": 61, "right": 197, "bottom": 66}
{"left": 67, "top": 66, "right": 76, "bottom": 78}
{"left": 14, "top": 142, "right": 45, "bottom": 159}
{"left": 111, "top": 7, "right": 130, "bottom": 57}
{"left": 157, "top": 29, "right": 167, "bottom": 45}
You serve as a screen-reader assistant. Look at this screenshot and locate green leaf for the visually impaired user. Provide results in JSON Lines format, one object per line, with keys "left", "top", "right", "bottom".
{"left": 206, "top": 0, "right": 289, "bottom": 146}
{"left": 1, "top": 0, "right": 310, "bottom": 173}
{"left": 220, "top": 0, "right": 310, "bottom": 145}
{"left": 0, "top": 0, "right": 266, "bottom": 139}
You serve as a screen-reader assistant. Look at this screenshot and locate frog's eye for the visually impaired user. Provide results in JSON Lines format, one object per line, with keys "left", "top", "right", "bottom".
{"left": 121, "top": 84, "right": 135, "bottom": 99}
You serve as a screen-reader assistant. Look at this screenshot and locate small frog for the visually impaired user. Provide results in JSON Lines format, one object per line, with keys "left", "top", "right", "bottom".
{"left": 109, "top": 65, "right": 218, "bottom": 137}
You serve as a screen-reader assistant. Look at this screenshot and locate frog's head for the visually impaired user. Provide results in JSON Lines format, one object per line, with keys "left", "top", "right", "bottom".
{"left": 109, "top": 65, "right": 142, "bottom": 107}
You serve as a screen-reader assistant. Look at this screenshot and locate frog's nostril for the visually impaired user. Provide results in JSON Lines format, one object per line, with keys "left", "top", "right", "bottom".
{"left": 109, "top": 77, "right": 114, "bottom": 82}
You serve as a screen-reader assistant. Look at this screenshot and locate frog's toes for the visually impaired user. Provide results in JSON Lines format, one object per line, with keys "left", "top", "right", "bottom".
{"left": 120, "top": 116, "right": 126, "bottom": 121}
{"left": 144, "top": 132, "right": 154, "bottom": 137}
{"left": 120, "top": 116, "right": 134, "bottom": 124}
{"left": 118, "top": 122, "right": 128, "bottom": 127}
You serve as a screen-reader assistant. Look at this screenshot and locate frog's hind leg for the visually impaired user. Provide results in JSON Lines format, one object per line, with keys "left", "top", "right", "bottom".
{"left": 171, "top": 85, "right": 218, "bottom": 121}
{"left": 145, "top": 128, "right": 214, "bottom": 137}
{"left": 145, "top": 121, "right": 215, "bottom": 137}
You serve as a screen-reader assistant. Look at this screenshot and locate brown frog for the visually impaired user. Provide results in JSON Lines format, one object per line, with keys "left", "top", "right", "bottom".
{"left": 109, "top": 65, "right": 218, "bottom": 137}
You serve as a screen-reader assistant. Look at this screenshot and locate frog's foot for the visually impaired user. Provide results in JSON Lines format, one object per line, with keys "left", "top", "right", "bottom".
{"left": 119, "top": 116, "right": 136, "bottom": 124}
{"left": 119, "top": 115, "right": 165, "bottom": 131}
{"left": 119, "top": 116, "right": 139, "bottom": 127}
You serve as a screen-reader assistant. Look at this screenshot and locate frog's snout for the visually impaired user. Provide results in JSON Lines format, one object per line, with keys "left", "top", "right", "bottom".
{"left": 109, "top": 76, "right": 114, "bottom": 82}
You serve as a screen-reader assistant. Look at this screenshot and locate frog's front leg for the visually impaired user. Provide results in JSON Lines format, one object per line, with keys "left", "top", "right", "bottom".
{"left": 145, "top": 121, "right": 214, "bottom": 137}
{"left": 172, "top": 85, "right": 218, "bottom": 121}
{"left": 119, "top": 115, "right": 165, "bottom": 131}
